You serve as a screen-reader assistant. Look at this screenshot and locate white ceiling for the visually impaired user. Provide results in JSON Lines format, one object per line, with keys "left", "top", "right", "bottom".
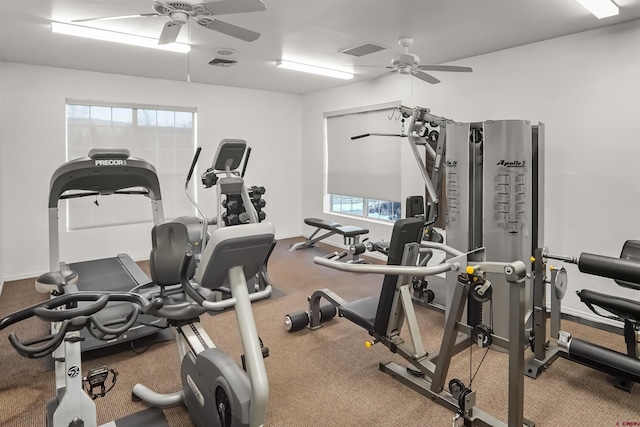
{"left": 2, "top": 0, "right": 640, "bottom": 95}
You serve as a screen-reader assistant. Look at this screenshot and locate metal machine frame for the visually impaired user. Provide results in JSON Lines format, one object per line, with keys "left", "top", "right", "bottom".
{"left": 288, "top": 217, "right": 531, "bottom": 427}
{"left": 526, "top": 246, "right": 640, "bottom": 392}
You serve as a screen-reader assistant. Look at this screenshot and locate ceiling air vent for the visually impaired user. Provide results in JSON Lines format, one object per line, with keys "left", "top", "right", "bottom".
{"left": 339, "top": 43, "right": 386, "bottom": 57}
{"left": 208, "top": 58, "right": 237, "bottom": 67}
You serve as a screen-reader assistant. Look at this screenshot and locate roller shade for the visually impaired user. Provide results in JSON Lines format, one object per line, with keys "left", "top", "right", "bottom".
{"left": 326, "top": 103, "right": 402, "bottom": 201}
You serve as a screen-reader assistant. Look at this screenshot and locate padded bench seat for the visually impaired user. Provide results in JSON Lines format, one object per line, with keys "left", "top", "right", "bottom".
{"left": 338, "top": 296, "right": 379, "bottom": 333}
{"left": 304, "top": 218, "right": 342, "bottom": 230}
{"left": 577, "top": 289, "right": 640, "bottom": 323}
{"left": 335, "top": 225, "right": 369, "bottom": 238}
{"left": 290, "top": 218, "right": 370, "bottom": 262}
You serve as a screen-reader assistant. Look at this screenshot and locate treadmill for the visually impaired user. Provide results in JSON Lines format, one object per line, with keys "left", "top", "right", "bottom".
{"left": 45, "top": 148, "right": 168, "bottom": 353}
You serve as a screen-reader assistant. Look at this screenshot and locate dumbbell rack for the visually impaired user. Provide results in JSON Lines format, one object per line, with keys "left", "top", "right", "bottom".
{"left": 222, "top": 185, "right": 267, "bottom": 226}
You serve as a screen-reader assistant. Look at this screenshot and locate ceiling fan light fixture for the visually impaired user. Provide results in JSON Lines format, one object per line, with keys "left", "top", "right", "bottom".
{"left": 51, "top": 21, "right": 190, "bottom": 53}
{"left": 276, "top": 60, "right": 353, "bottom": 80}
{"left": 573, "top": 0, "right": 619, "bottom": 18}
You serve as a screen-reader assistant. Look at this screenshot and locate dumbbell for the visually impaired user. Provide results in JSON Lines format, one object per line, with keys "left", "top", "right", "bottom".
{"left": 251, "top": 186, "right": 266, "bottom": 196}
{"left": 284, "top": 304, "right": 337, "bottom": 332}
{"left": 258, "top": 211, "right": 266, "bottom": 221}
{"left": 226, "top": 214, "right": 241, "bottom": 225}
{"left": 253, "top": 199, "right": 266, "bottom": 208}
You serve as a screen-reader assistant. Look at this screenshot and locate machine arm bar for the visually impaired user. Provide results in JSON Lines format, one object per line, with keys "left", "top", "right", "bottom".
{"left": 544, "top": 253, "right": 578, "bottom": 263}
{"left": 351, "top": 133, "right": 407, "bottom": 140}
{"left": 313, "top": 256, "right": 455, "bottom": 276}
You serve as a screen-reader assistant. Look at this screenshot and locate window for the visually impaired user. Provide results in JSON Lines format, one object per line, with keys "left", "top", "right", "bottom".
{"left": 66, "top": 101, "right": 196, "bottom": 230}
{"left": 325, "top": 102, "right": 403, "bottom": 223}
{"left": 330, "top": 194, "right": 401, "bottom": 222}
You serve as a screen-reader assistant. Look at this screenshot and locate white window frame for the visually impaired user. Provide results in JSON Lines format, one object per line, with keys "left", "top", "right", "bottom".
{"left": 65, "top": 100, "right": 197, "bottom": 230}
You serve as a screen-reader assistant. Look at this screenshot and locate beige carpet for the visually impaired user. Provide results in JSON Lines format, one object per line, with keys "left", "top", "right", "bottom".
{"left": 1, "top": 237, "right": 639, "bottom": 426}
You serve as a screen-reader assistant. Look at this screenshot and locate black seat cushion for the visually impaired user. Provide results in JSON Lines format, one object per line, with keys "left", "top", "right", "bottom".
{"left": 304, "top": 217, "right": 342, "bottom": 230}
{"left": 339, "top": 297, "right": 379, "bottom": 333}
{"left": 335, "top": 225, "right": 369, "bottom": 237}
{"left": 578, "top": 289, "right": 640, "bottom": 323}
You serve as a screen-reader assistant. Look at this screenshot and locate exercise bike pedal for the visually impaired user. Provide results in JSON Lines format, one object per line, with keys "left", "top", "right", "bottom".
{"left": 241, "top": 345, "right": 270, "bottom": 371}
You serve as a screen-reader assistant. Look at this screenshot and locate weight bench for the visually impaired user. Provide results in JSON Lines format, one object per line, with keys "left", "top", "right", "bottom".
{"left": 289, "top": 218, "right": 369, "bottom": 264}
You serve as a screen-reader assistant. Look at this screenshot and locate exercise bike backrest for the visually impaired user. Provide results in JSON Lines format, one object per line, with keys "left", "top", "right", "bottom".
{"left": 175, "top": 221, "right": 275, "bottom": 305}
{"left": 150, "top": 220, "right": 274, "bottom": 307}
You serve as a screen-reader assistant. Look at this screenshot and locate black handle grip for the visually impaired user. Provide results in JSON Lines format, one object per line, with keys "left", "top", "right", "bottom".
{"left": 351, "top": 134, "right": 370, "bottom": 140}
{"left": 33, "top": 295, "right": 110, "bottom": 322}
{"left": 241, "top": 146, "right": 252, "bottom": 178}
{"left": 186, "top": 147, "right": 202, "bottom": 184}
{"left": 180, "top": 250, "right": 205, "bottom": 305}
{"left": 88, "top": 304, "right": 141, "bottom": 340}
{"left": 8, "top": 320, "right": 70, "bottom": 358}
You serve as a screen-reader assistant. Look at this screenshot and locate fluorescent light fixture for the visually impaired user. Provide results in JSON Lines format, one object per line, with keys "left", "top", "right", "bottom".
{"left": 51, "top": 21, "right": 190, "bottom": 53}
{"left": 276, "top": 60, "right": 353, "bottom": 80}
{"left": 574, "top": 0, "right": 619, "bottom": 19}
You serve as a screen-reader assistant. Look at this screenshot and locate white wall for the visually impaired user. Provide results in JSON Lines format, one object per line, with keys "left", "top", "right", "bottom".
{"left": 0, "top": 62, "right": 302, "bottom": 280}
{"left": 301, "top": 19, "right": 640, "bottom": 323}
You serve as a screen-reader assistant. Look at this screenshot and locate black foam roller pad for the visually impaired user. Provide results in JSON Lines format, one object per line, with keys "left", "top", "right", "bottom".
{"left": 569, "top": 338, "right": 640, "bottom": 383}
{"left": 578, "top": 253, "right": 640, "bottom": 285}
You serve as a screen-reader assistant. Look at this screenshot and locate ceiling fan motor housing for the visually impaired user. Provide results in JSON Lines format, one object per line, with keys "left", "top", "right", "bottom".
{"left": 392, "top": 53, "right": 419, "bottom": 68}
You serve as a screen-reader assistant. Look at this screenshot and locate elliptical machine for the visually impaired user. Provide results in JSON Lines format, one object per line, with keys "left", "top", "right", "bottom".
{"left": 175, "top": 139, "right": 274, "bottom": 301}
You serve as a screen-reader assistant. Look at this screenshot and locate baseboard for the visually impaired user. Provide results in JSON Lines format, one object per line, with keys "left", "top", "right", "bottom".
{"left": 4, "top": 270, "right": 48, "bottom": 282}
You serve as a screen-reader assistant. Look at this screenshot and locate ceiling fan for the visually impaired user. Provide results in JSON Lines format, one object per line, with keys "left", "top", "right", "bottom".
{"left": 72, "top": 0, "right": 266, "bottom": 44}
{"left": 357, "top": 38, "right": 473, "bottom": 84}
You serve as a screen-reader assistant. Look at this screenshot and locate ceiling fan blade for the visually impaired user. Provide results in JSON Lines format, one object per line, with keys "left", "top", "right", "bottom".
{"left": 199, "top": 19, "right": 260, "bottom": 42}
{"left": 158, "top": 20, "right": 183, "bottom": 44}
{"left": 201, "top": 0, "right": 266, "bottom": 15}
{"left": 366, "top": 69, "right": 397, "bottom": 83}
{"left": 72, "top": 13, "right": 160, "bottom": 23}
{"left": 351, "top": 64, "right": 395, "bottom": 69}
{"left": 412, "top": 70, "right": 441, "bottom": 84}
{"left": 417, "top": 65, "right": 473, "bottom": 73}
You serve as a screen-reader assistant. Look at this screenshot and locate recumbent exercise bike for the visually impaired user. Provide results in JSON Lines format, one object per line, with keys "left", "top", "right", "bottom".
{"left": 0, "top": 220, "right": 275, "bottom": 427}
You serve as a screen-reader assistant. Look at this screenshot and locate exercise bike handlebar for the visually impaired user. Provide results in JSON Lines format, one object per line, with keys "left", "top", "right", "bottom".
{"left": 0, "top": 292, "right": 152, "bottom": 359}
{"left": 313, "top": 256, "right": 456, "bottom": 276}
{"left": 179, "top": 250, "right": 206, "bottom": 305}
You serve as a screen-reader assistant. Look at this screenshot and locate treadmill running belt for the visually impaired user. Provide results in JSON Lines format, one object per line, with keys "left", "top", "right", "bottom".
{"left": 68, "top": 256, "right": 166, "bottom": 352}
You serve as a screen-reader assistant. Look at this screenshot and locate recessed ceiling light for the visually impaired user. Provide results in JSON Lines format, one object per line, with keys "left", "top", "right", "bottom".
{"left": 276, "top": 60, "right": 354, "bottom": 80}
{"left": 216, "top": 48, "right": 239, "bottom": 56}
{"left": 51, "top": 21, "right": 190, "bottom": 53}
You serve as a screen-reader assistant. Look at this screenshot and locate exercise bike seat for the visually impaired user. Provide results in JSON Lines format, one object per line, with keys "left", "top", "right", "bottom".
{"left": 577, "top": 289, "right": 640, "bottom": 323}
{"left": 338, "top": 296, "right": 379, "bottom": 333}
